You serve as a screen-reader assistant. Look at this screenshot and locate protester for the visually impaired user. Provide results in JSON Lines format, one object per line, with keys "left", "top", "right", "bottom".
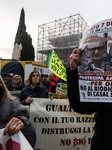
{"left": 5, "top": 73, "right": 13, "bottom": 87}
{"left": 46, "top": 73, "right": 57, "bottom": 93}
{"left": 67, "top": 47, "right": 112, "bottom": 150}
{"left": 41, "top": 74, "right": 48, "bottom": 87}
{"left": 3, "top": 77, "right": 8, "bottom": 86}
{"left": 7, "top": 74, "right": 24, "bottom": 91}
{"left": 19, "top": 70, "right": 48, "bottom": 105}
{"left": 0, "top": 75, "right": 36, "bottom": 148}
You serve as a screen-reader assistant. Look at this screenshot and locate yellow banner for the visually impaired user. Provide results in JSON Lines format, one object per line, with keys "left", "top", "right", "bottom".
{"left": 61, "top": 83, "right": 67, "bottom": 91}
{"left": 49, "top": 50, "right": 67, "bottom": 81}
{"left": 52, "top": 93, "right": 67, "bottom": 99}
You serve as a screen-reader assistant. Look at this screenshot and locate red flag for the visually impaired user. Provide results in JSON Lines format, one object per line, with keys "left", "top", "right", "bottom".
{"left": 6, "top": 138, "right": 20, "bottom": 150}
{"left": 53, "top": 73, "right": 59, "bottom": 81}
{"left": 0, "top": 144, "right": 3, "bottom": 150}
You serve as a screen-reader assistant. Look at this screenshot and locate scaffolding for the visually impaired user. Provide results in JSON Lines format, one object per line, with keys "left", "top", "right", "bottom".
{"left": 37, "top": 13, "right": 89, "bottom": 67}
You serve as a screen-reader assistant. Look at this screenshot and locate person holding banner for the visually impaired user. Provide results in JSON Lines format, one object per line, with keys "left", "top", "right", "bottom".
{"left": 19, "top": 70, "right": 48, "bottom": 105}
{"left": 67, "top": 47, "right": 112, "bottom": 150}
{"left": 0, "top": 75, "right": 36, "bottom": 148}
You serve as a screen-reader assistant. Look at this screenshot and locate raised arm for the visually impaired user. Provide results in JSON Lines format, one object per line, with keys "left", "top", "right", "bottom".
{"left": 67, "top": 48, "right": 100, "bottom": 114}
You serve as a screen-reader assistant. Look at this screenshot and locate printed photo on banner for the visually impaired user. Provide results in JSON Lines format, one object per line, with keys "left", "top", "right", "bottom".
{"left": 78, "top": 18, "right": 112, "bottom": 102}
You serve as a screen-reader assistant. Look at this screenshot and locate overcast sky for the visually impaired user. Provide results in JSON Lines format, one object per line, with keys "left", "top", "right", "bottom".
{"left": 0, "top": 0, "right": 112, "bottom": 59}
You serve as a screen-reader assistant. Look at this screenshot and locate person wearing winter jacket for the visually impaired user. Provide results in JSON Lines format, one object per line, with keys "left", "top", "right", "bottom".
{"left": 67, "top": 48, "right": 112, "bottom": 150}
{"left": 0, "top": 75, "right": 36, "bottom": 148}
{"left": 19, "top": 70, "right": 48, "bottom": 105}
{"left": 7, "top": 74, "right": 24, "bottom": 91}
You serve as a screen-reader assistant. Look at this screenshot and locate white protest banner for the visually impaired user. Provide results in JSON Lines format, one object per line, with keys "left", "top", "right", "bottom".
{"left": 78, "top": 18, "right": 112, "bottom": 102}
{"left": 29, "top": 98, "right": 95, "bottom": 150}
{"left": 0, "top": 129, "right": 33, "bottom": 150}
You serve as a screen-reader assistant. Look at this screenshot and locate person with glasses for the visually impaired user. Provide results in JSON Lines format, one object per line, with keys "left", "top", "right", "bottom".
{"left": 87, "top": 39, "right": 106, "bottom": 71}
{"left": 19, "top": 70, "right": 48, "bottom": 105}
{"left": 7, "top": 74, "right": 24, "bottom": 91}
{"left": 80, "top": 36, "right": 109, "bottom": 72}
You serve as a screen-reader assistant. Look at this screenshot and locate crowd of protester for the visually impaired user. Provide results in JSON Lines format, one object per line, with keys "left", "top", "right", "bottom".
{"left": 1, "top": 70, "right": 67, "bottom": 149}
{"left": 2, "top": 71, "right": 66, "bottom": 104}
{"left": 3, "top": 71, "right": 62, "bottom": 95}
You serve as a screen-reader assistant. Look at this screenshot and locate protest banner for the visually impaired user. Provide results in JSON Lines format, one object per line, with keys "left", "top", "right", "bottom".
{"left": 78, "top": 18, "right": 112, "bottom": 102}
{"left": 51, "top": 93, "right": 67, "bottom": 99}
{"left": 61, "top": 83, "right": 67, "bottom": 91}
{"left": 0, "top": 129, "right": 33, "bottom": 150}
{"left": 56, "top": 83, "right": 67, "bottom": 97}
{"left": 49, "top": 50, "right": 67, "bottom": 82}
{"left": 29, "top": 98, "right": 95, "bottom": 150}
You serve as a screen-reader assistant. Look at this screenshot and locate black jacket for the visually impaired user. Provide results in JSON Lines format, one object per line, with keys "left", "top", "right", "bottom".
{"left": 67, "top": 69, "right": 112, "bottom": 150}
{"left": 7, "top": 83, "right": 24, "bottom": 91}
{"left": 46, "top": 79, "right": 57, "bottom": 93}
{"left": 19, "top": 86, "right": 48, "bottom": 105}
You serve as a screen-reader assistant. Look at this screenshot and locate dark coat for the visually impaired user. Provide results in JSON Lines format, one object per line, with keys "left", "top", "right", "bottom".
{"left": 7, "top": 83, "right": 24, "bottom": 91}
{"left": 0, "top": 97, "right": 36, "bottom": 148}
{"left": 19, "top": 86, "right": 48, "bottom": 105}
{"left": 46, "top": 79, "right": 57, "bottom": 93}
{"left": 67, "top": 69, "right": 112, "bottom": 150}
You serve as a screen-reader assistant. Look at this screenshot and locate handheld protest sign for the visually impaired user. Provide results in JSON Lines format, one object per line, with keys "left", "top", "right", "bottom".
{"left": 49, "top": 50, "right": 67, "bottom": 82}
{"left": 78, "top": 18, "right": 112, "bottom": 102}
